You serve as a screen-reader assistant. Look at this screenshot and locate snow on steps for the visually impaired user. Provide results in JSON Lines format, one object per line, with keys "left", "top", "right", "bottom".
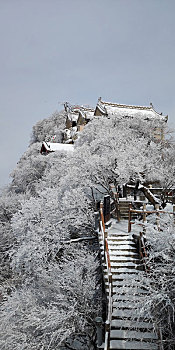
{"left": 109, "top": 256, "right": 140, "bottom": 263}
{"left": 119, "top": 200, "right": 137, "bottom": 220}
{"left": 110, "top": 339, "right": 158, "bottom": 349}
{"left": 112, "top": 301, "right": 144, "bottom": 309}
{"left": 107, "top": 240, "right": 135, "bottom": 245}
{"left": 98, "top": 219, "right": 158, "bottom": 350}
{"left": 110, "top": 329, "right": 158, "bottom": 341}
{"left": 112, "top": 308, "right": 148, "bottom": 319}
{"left": 111, "top": 319, "right": 154, "bottom": 330}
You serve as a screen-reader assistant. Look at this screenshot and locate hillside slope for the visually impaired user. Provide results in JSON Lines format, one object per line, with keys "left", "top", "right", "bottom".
{"left": 0, "top": 107, "right": 175, "bottom": 349}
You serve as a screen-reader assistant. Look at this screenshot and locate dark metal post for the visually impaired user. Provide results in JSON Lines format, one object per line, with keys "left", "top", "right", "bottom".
{"left": 104, "top": 195, "right": 111, "bottom": 223}
{"left": 95, "top": 317, "right": 103, "bottom": 349}
{"left": 123, "top": 184, "right": 127, "bottom": 198}
{"left": 134, "top": 180, "right": 140, "bottom": 201}
{"left": 128, "top": 203, "right": 132, "bottom": 232}
{"left": 94, "top": 212, "right": 99, "bottom": 230}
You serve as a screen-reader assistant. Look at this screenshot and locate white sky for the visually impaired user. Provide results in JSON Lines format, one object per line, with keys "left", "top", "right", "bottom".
{"left": 1, "top": 0, "right": 175, "bottom": 187}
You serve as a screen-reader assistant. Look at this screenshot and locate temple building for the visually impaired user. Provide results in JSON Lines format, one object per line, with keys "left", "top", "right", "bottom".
{"left": 40, "top": 141, "right": 74, "bottom": 154}
{"left": 94, "top": 97, "right": 168, "bottom": 140}
{"left": 63, "top": 104, "right": 95, "bottom": 143}
{"left": 62, "top": 98, "right": 168, "bottom": 143}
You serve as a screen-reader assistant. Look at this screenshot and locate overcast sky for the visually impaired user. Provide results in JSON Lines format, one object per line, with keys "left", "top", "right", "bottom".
{"left": 1, "top": 0, "right": 175, "bottom": 187}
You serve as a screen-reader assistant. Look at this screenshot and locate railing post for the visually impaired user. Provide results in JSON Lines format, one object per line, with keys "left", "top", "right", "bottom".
{"left": 155, "top": 204, "right": 160, "bottom": 231}
{"left": 109, "top": 272, "right": 112, "bottom": 284}
{"left": 105, "top": 320, "right": 110, "bottom": 350}
{"left": 104, "top": 230, "right": 108, "bottom": 240}
{"left": 114, "top": 192, "right": 120, "bottom": 222}
{"left": 95, "top": 317, "right": 103, "bottom": 349}
{"left": 128, "top": 203, "right": 132, "bottom": 232}
{"left": 143, "top": 203, "right": 147, "bottom": 222}
{"left": 138, "top": 233, "right": 143, "bottom": 262}
{"left": 94, "top": 212, "right": 99, "bottom": 230}
{"left": 104, "top": 195, "right": 111, "bottom": 223}
{"left": 173, "top": 205, "right": 175, "bottom": 224}
{"left": 94, "top": 200, "right": 98, "bottom": 211}
{"left": 123, "top": 184, "right": 127, "bottom": 199}
{"left": 100, "top": 201, "right": 105, "bottom": 233}
{"left": 104, "top": 231, "right": 108, "bottom": 258}
{"left": 143, "top": 203, "right": 147, "bottom": 234}
{"left": 157, "top": 323, "right": 164, "bottom": 350}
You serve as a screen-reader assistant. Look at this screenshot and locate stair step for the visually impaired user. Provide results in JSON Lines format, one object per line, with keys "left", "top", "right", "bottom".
{"left": 103, "top": 262, "right": 140, "bottom": 269}
{"left": 109, "top": 245, "right": 137, "bottom": 251}
{"left": 108, "top": 231, "right": 130, "bottom": 236}
{"left": 111, "top": 319, "right": 154, "bottom": 330}
{"left": 110, "top": 329, "right": 158, "bottom": 340}
{"left": 112, "top": 309, "right": 148, "bottom": 319}
{"left": 110, "top": 257, "right": 140, "bottom": 263}
{"left": 112, "top": 273, "right": 144, "bottom": 281}
{"left": 108, "top": 240, "right": 135, "bottom": 246}
{"left": 105, "top": 273, "right": 143, "bottom": 282}
{"left": 112, "top": 289, "right": 149, "bottom": 298}
{"left": 109, "top": 251, "right": 139, "bottom": 258}
{"left": 113, "top": 301, "right": 143, "bottom": 309}
{"left": 112, "top": 280, "right": 144, "bottom": 287}
{"left": 110, "top": 262, "right": 140, "bottom": 268}
{"left": 110, "top": 339, "right": 158, "bottom": 349}
{"left": 108, "top": 236, "right": 132, "bottom": 240}
{"left": 106, "top": 289, "right": 148, "bottom": 298}
{"left": 98, "top": 223, "right": 158, "bottom": 350}
{"left": 104, "top": 268, "right": 140, "bottom": 275}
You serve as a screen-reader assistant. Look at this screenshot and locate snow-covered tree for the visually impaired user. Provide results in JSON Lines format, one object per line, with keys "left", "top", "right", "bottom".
{"left": 75, "top": 114, "right": 175, "bottom": 191}
{"left": 134, "top": 213, "right": 175, "bottom": 349}
{"left": 0, "top": 104, "right": 175, "bottom": 349}
{"left": 31, "top": 110, "right": 66, "bottom": 144}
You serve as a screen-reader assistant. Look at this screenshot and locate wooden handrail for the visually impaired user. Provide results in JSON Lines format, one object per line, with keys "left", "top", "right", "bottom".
{"left": 105, "top": 239, "right": 111, "bottom": 270}
{"left": 104, "top": 328, "right": 109, "bottom": 350}
{"left": 128, "top": 204, "right": 175, "bottom": 233}
{"left": 100, "top": 221, "right": 104, "bottom": 246}
{"left": 130, "top": 208, "right": 175, "bottom": 214}
{"left": 100, "top": 201, "right": 106, "bottom": 232}
{"left": 98, "top": 201, "right": 112, "bottom": 350}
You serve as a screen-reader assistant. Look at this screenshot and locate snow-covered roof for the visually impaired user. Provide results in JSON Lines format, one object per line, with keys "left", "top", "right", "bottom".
{"left": 95, "top": 101, "right": 107, "bottom": 115}
{"left": 67, "top": 113, "right": 79, "bottom": 123}
{"left": 79, "top": 109, "right": 94, "bottom": 120}
{"left": 71, "top": 106, "right": 95, "bottom": 119}
{"left": 42, "top": 142, "right": 74, "bottom": 152}
{"left": 72, "top": 105, "right": 94, "bottom": 113}
{"left": 95, "top": 98, "right": 168, "bottom": 121}
{"left": 85, "top": 110, "right": 94, "bottom": 120}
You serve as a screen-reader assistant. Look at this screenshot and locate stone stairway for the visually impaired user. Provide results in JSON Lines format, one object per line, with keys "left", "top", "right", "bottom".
{"left": 118, "top": 200, "right": 131, "bottom": 220}
{"left": 100, "top": 220, "right": 158, "bottom": 350}
{"left": 119, "top": 200, "right": 143, "bottom": 220}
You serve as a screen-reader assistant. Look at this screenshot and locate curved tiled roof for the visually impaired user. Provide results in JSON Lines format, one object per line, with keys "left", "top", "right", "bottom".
{"left": 97, "top": 98, "right": 168, "bottom": 120}
{"left": 101, "top": 100, "right": 152, "bottom": 110}
{"left": 71, "top": 105, "right": 94, "bottom": 113}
